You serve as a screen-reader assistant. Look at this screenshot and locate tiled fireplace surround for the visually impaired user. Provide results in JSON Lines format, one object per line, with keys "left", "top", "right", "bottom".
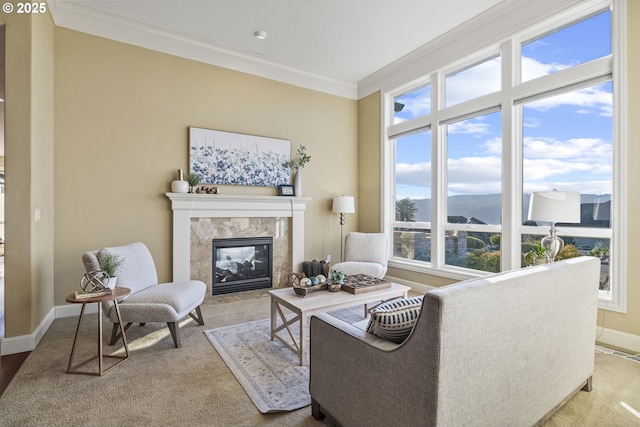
{"left": 166, "top": 193, "right": 311, "bottom": 291}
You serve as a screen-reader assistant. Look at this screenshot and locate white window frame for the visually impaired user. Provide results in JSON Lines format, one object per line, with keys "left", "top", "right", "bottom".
{"left": 381, "top": 0, "right": 627, "bottom": 311}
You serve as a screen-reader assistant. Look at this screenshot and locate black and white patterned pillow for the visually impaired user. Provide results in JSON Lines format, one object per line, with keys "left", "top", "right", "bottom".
{"left": 366, "top": 296, "right": 423, "bottom": 344}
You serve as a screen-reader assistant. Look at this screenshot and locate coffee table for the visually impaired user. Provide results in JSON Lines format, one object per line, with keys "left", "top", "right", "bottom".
{"left": 269, "top": 283, "right": 410, "bottom": 366}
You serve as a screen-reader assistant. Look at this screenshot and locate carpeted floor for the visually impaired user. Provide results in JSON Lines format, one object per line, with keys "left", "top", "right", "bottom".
{"left": 0, "top": 289, "right": 639, "bottom": 426}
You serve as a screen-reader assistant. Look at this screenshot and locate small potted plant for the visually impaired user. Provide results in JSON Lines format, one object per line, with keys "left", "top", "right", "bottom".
{"left": 524, "top": 244, "right": 550, "bottom": 266}
{"left": 329, "top": 269, "right": 346, "bottom": 291}
{"left": 98, "top": 252, "right": 124, "bottom": 288}
{"left": 185, "top": 172, "right": 202, "bottom": 193}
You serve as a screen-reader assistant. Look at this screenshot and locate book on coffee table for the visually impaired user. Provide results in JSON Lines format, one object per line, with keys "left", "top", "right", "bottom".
{"left": 340, "top": 274, "right": 392, "bottom": 294}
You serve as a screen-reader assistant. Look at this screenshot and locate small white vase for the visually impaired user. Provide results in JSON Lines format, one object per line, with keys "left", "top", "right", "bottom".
{"left": 294, "top": 170, "right": 302, "bottom": 197}
{"left": 105, "top": 276, "right": 118, "bottom": 289}
{"left": 171, "top": 180, "right": 189, "bottom": 193}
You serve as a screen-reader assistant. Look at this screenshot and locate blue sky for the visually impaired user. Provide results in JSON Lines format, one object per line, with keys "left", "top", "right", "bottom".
{"left": 394, "top": 9, "right": 612, "bottom": 201}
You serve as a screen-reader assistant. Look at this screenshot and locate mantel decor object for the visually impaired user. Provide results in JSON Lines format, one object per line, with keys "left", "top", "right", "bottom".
{"left": 171, "top": 169, "right": 189, "bottom": 193}
{"left": 283, "top": 144, "right": 311, "bottom": 197}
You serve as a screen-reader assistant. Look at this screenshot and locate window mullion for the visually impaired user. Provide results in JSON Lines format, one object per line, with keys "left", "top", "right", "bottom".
{"left": 500, "top": 39, "right": 518, "bottom": 271}
{"left": 431, "top": 72, "right": 446, "bottom": 268}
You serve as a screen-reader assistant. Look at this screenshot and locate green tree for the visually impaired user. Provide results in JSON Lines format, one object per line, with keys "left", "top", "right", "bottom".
{"left": 396, "top": 198, "right": 417, "bottom": 222}
{"left": 467, "top": 236, "right": 485, "bottom": 250}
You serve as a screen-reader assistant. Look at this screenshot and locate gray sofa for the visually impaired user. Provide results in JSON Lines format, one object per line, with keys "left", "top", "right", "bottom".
{"left": 309, "top": 256, "right": 601, "bottom": 427}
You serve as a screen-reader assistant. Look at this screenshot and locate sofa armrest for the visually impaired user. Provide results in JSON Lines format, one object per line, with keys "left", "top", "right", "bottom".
{"left": 311, "top": 312, "right": 399, "bottom": 351}
{"left": 309, "top": 313, "right": 434, "bottom": 426}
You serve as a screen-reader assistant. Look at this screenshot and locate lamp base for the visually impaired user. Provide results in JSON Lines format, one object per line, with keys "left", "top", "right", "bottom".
{"left": 541, "top": 234, "right": 564, "bottom": 261}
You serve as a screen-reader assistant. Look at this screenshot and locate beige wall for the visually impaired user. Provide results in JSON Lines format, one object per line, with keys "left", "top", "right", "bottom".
{"left": 357, "top": 92, "right": 381, "bottom": 233}
{"left": 357, "top": 4, "right": 640, "bottom": 335}
{"left": 3, "top": 10, "right": 53, "bottom": 337}
{"left": 53, "top": 28, "right": 358, "bottom": 306}
{"left": 3, "top": 11, "right": 55, "bottom": 337}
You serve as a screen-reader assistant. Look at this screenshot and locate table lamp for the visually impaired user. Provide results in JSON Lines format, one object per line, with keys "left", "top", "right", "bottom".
{"left": 332, "top": 196, "right": 355, "bottom": 262}
{"left": 527, "top": 190, "right": 581, "bottom": 261}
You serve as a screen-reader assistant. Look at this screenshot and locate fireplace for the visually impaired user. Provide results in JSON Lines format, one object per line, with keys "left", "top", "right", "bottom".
{"left": 212, "top": 237, "right": 273, "bottom": 295}
{"left": 166, "top": 193, "right": 310, "bottom": 287}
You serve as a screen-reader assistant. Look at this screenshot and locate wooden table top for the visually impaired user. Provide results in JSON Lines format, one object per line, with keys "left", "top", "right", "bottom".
{"left": 269, "top": 282, "right": 410, "bottom": 313}
{"left": 65, "top": 287, "right": 131, "bottom": 304}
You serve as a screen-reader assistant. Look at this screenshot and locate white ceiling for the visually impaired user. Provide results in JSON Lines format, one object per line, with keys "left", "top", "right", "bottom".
{"left": 49, "top": 0, "right": 507, "bottom": 98}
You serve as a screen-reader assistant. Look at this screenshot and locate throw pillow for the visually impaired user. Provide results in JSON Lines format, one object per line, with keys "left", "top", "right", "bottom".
{"left": 366, "top": 296, "right": 423, "bottom": 344}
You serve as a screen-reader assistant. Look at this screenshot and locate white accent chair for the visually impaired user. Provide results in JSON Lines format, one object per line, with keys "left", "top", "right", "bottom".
{"left": 82, "top": 242, "right": 206, "bottom": 348}
{"left": 331, "top": 232, "right": 388, "bottom": 279}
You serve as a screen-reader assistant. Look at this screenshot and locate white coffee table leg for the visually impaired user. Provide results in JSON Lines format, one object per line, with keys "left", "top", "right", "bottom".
{"left": 299, "top": 313, "right": 307, "bottom": 366}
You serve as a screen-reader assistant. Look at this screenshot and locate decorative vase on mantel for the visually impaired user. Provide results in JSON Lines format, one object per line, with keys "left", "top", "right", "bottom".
{"left": 170, "top": 169, "right": 189, "bottom": 193}
{"left": 294, "top": 169, "right": 302, "bottom": 197}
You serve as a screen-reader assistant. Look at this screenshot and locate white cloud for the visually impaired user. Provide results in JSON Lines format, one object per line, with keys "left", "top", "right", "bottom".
{"left": 483, "top": 137, "right": 502, "bottom": 155}
{"left": 448, "top": 120, "right": 492, "bottom": 135}
{"left": 447, "top": 156, "right": 501, "bottom": 182}
{"left": 524, "top": 136, "right": 612, "bottom": 160}
{"left": 395, "top": 86, "right": 431, "bottom": 119}
{"left": 446, "top": 57, "right": 501, "bottom": 106}
{"left": 395, "top": 162, "right": 430, "bottom": 187}
{"left": 525, "top": 85, "right": 612, "bottom": 115}
{"left": 521, "top": 56, "right": 569, "bottom": 81}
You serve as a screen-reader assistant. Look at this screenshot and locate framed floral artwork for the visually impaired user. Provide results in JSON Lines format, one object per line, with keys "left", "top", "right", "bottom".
{"left": 189, "top": 127, "right": 291, "bottom": 187}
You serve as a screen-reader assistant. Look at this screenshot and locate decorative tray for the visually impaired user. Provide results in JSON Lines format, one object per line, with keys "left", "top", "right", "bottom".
{"left": 340, "top": 274, "right": 392, "bottom": 294}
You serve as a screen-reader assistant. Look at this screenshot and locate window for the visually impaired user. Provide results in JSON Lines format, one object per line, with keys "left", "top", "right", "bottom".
{"left": 445, "top": 56, "right": 501, "bottom": 107}
{"left": 383, "top": 0, "right": 625, "bottom": 311}
{"left": 393, "top": 130, "right": 431, "bottom": 262}
{"left": 393, "top": 84, "right": 431, "bottom": 124}
{"left": 522, "top": 10, "right": 611, "bottom": 82}
{"left": 445, "top": 111, "right": 502, "bottom": 272}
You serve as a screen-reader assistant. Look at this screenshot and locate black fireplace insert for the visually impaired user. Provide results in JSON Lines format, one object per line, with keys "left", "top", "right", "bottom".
{"left": 212, "top": 237, "right": 273, "bottom": 295}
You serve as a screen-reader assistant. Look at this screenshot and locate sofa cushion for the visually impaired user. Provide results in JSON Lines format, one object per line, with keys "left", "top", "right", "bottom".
{"left": 366, "top": 296, "right": 423, "bottom": 344}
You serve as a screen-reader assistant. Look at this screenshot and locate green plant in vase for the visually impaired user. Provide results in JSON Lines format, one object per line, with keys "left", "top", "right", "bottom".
{"left": 524, "top": 244, "right": 550, "bottom": 266}
{"left": 283, "top": 145, "right": 311, "bottom": 196}
{"left": 330, "top": 268, "right": 346, "bottom": 285}
{"left": 185, "top": 173, "right": 202, "bottom": 192}
{"left": 97, "top": 252, "right": 124, "bottom": 288}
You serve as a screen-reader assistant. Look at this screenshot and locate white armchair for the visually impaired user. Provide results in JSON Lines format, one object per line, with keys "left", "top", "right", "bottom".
{"left": 331, "top": 232, "right": 388, "bottom": 279}
{"left": 82, "top": 242, "right": 206, "bottom": 348}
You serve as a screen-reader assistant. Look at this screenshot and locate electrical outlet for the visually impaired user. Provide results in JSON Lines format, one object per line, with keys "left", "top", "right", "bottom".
{"left": 34, "top": 208, "right": 41, "bottom": 222}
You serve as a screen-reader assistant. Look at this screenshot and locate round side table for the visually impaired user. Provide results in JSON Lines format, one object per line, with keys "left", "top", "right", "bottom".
{"left": 65, "top": 287, "right": 131, "bottom": 376}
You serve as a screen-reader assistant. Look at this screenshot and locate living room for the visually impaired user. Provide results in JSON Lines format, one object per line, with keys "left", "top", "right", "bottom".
{"left": 1, "top": 0, "right": 639, "bottom": 425}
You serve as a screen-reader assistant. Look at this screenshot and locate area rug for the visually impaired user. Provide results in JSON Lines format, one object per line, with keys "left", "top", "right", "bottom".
{"left": 205, "top": 317, "right": 310, "bottom": 413}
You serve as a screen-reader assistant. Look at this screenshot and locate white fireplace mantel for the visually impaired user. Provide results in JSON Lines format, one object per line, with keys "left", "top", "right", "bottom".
{"left": 166, "top": 193, "right": 311, "bottom": 282}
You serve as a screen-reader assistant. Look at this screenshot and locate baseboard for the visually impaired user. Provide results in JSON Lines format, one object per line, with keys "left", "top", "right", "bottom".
{"left": 55, "top": 301, "right": 99, "bottom": 319}
{"left": 0, "top": 307, "right": 55, "bottom": 356}
{"left": 1, "top": 304, "right": 98, "bottom": 356}
{"left": 596, "top": 326, "right": 640, "bottom": 354}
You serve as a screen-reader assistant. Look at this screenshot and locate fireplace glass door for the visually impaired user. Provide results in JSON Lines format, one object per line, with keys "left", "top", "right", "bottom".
{"left": 212, "top": 237, "right": 273, "bottom": 295}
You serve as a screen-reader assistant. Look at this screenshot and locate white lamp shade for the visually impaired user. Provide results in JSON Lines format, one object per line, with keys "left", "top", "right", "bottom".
{"left": 528, "top": 191, "right": 581, "bottom": 223}
{"left": 332, "top": 196, "right": 355, "bottom": 214}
